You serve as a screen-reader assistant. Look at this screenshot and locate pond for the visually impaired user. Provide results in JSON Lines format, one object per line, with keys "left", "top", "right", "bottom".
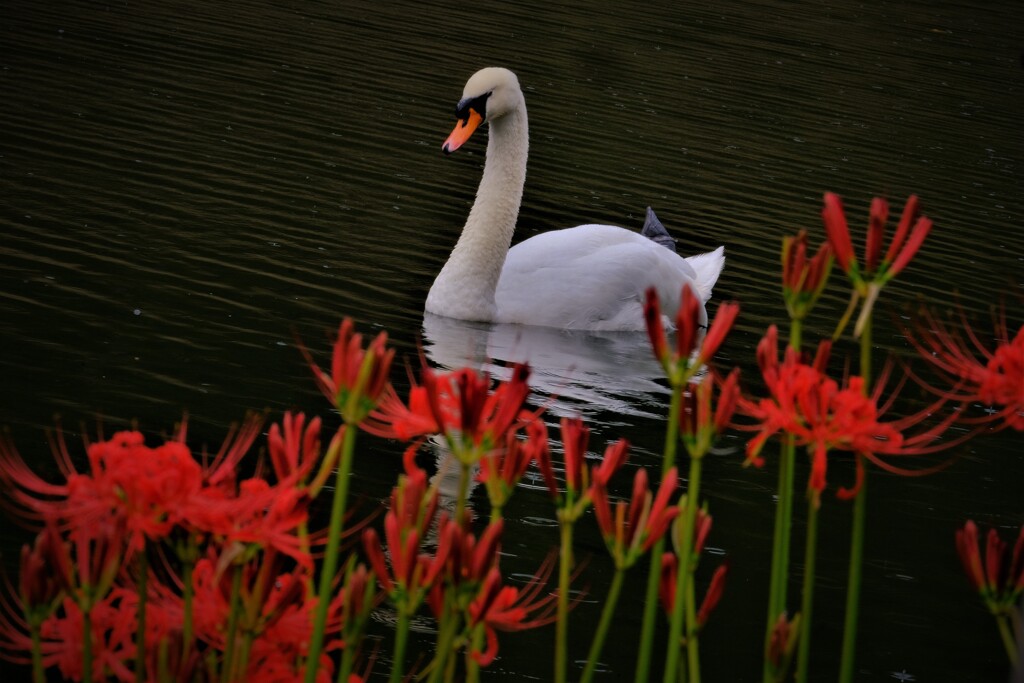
{"left": 1, "top": 0, "right": 1021, "bottom": 680}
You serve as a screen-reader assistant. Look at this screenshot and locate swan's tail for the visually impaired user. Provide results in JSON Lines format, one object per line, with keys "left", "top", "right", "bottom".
{"left": 685, "top": 246, "right": 726, "bottom": 303}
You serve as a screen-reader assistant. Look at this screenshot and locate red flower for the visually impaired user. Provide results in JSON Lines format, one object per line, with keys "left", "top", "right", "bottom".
{"left": 465, "top": 564, "right": 558, "bottom": 667}
{"left": 186, "top": 478, "right": 313, "bottom": 569}
{"left": 822, "top": 193, "right": 932, "bottom": 283}
{"left": 909, "top": 306, "right": 1024, "bottom": 431}
{"left": 644, "top": 286, "right": 740, "bottom": 383}
{"left": 437, "top": 516, "right": 505, "bottom": 588}
{"left": 740, "top": 326, "right": 962, "bottom": 504}
{"left": 365, "top": 363, "right": 532, "bottom": 465}
{"left": 53, "top": 591, "right": 139, "bottom": 681}
{"left": 591, "top": 466, "right": 679, "bottom": 568}
{"left": 781, "top": 230, "right": 833, "bottom": 321}
{"left": 17, "top": 523, "right": 65, "bottom": 614}
{"left": 477, "top": 418, "right": 548, "bottom": 513}
{"left": 267, "top": 412, "right": 323, "bottom": 484}
{"left": 534, "top": 418, "right": 630, "bottom": 518}
{"left": 680, "top": 369, "right": 741, "bottom": 459}
{"left": 361, "top": 469, "right": 444, "bottom": 599}
{"left": 696, "top": 563, "right": 729, "bottom": 628}
{"left": 559, "top": 416, "right": 590, "bottom": 494}
{"left": 955, "top": 520, "right": 1024, "bottom": 606}
{"left": 0, "top": 415, "right": 263, "bottom": 548}
{"left": 301, "top": 318, "right": 395, "bottom": 425}
{"left": 767, "top": 612, "right": 800, "bottom": 672}
{"left": 657, "top": 552, "right": 727, "bottom": 628}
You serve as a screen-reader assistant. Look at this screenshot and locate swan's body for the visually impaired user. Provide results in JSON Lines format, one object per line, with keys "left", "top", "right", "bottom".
{"left": 425, "top": 67, "right": 725, "bottom": 331}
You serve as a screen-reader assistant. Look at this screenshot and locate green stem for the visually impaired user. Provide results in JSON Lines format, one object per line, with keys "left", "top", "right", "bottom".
{"left": 305, "top": 425, "right": 358, "bottom": 683}
{"left": 839, "top": 317, "right": 872, "bottom": 683}
{"left": 637, "top": 537, "right": 666, "bottom": 682}
{"left": 859, "top": 316, "right": 873, "bottom": 386}
{"left": 995, "top": 613, "right": 1020, "bottom": 666}
{"left": 221, "top": 567, "right": 243, "bottom": 683}
{"left": 388, "top": 601, "right": 412, "bottom": 683}
{"left": 455, "top": 461, "right": 471, "bottom": 521}
{"left": 580, "top": 567, "right": 626, "bottom": 683}
{"left": 466, "top": 624, "right": 486, "bottom": 683}
{"left": 663, "top": 456, "right": 704, "bottom": 683}
{"left": 135, "top": 549, "right": 148, "bottom": 683}
{"left": 30, "top": 622, "right": 44, "bottom": 683}
{"left": 838, "top": 466, "right": 867, "bottom": 683}
{"left": 685, "top": 560, "right": 700, "bottom": 683}
{"left": 789, "top": 318, "right": 803, "bottom": 351}
{"left": 795, "top": 495, "right": 820, "bottom": 683}
{"left": 427, "top": 599, "right": 459, "bottom": 683}
{"left": 82, "top": 606, "right": 93, "bottom": 683}
{"left": 182, "top": 556, "right": 194, "bottom": 662}
{"left": 763, "top": 437, "right": 796, "bottom": 682}
{"left": 635, "top": 379, "right": 685, "bottom": 682}
{"left": 555, "top": 519, "right": 575, "bottom": 683}
{"left": 338, "top": 638, "right": 358, "bottom": 683}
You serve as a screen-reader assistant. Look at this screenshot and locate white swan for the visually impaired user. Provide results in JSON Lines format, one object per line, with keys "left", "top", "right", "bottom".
{"left": 425, "top": 67, "right": 725, "bottom": 331}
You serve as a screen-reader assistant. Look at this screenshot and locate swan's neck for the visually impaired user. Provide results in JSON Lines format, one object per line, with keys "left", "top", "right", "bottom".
{"left": 426, "top": 107, "right": 528, "bottom": 321}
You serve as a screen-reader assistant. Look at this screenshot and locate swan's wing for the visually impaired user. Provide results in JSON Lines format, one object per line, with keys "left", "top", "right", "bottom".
{"left": 495, "top": 224, "right": 700, "bottom": 330}
{"left": 685, "top": 246, "right": 726, "bottom": 303}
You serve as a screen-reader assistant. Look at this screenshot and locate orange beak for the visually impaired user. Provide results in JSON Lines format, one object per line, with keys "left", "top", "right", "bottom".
{"left": 442, "top": 109, "right": 483, "bottom": 155}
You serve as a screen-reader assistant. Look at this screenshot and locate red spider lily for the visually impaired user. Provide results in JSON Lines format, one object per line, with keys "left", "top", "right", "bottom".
{"left": 822, "top": 192, "right": 933, "bottom": 337}
{"left": 466, "top": 562, "right": 559, "bottom": 667}
{"left": 17, "top": 523, "right": 65, "bottom": 615}
{"left": 657, "top": 553, "right": 728, "bottom": 628}
{"left": 477, "top": 418, "right": 548, "bottom": 513}
{"left": 767, "top": 611, "right": 801, "bottom": 672}
{"left": 27, "top": 589, "right": 138, "bottom": 683}
{"left": 559, "top": 416, "right": 590, "bottom": 494}
{"left": 739, "top": 326, "right": 963, "bottom": 504}
{"left": 0, "top": 415, "right": 263, "bottom": 544}
{"left": 680, "top": 368, "right": 741, "bottom": 459}
{"left": 591, "top": 466, "right": 679, "bottom": 568}
{"left": 438, "top": 516, "right": 505, "bottom": 588}
{"left": 267, "top": 412, "right": 322, "bottom": 484}
{"left": 534, "top": 418, "right": 630, "bottom": 519}
{"left": 332, "top": 559, "right": 380, "bottom": 655}
{"left": 781, "top": 230, "right": 833, "bottom": 322}
{"left": 822, "top": 193, "right": 932, "bottom": 283}
{"left": 644, "top": 286, "right": 741, "bottom": 383}
{"left": 361, "top": 470, "right": 444, "bottom": 599}
{"left": 186, "top": 478, "right": 313, "bottom": 570}
{"left": 364, "top": 363, "right": 533, "bottom": 465}
{"left": 301, "top": 318, "right": 395, "bottom": 425}
{"left": 955, "top": 520, "right": 1024, "bottom": 606}
{"left": 908, "top": 306, "right": 1024, "bottom": 431}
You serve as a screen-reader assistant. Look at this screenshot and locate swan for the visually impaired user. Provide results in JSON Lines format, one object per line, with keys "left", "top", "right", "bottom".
{"left": 425, "top": 67, "right": 725, "bottom": 331}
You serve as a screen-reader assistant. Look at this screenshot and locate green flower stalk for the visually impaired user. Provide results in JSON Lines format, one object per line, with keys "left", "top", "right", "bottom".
{"left": 581, "top": 467, "right": 678, "bottom": 683}
{"left": 637, "top": 285, "right": 740, "bottom": 683}
{"left": 822, "top": 193, "right": 934, "bottom": 683}
{"left": 663, "top": 370, "right": 739, "bottom": 683}
{"left": 534, "top": 418, "right": 629, "bottom": 683}
{"left": 17, "top": 525, "right": 65, "bottom": 683}
{"left": 361, "top": 469, "right": 444, "bottom": 683}
{"left": 763, "top": 229, "right": 831, "bottom": 683}
{"left": 301, "top": 318, "right": 394, "bottom": 683}
{"left": 955, "top": 521, "right": 1024, "bottom": 667}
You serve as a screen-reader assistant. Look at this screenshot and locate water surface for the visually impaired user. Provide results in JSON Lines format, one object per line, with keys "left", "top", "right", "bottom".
{"left": 1, "top": 0, "right": 1021, "bottom": 680}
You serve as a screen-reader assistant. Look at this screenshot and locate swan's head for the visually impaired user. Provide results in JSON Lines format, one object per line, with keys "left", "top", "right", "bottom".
{"left": 442, "top": 67, "right": 524, "bottom": 155}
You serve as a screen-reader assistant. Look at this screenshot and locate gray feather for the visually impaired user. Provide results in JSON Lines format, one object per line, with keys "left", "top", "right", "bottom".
{"left": 640, "top": 206, "right": 677, "bottom": 252}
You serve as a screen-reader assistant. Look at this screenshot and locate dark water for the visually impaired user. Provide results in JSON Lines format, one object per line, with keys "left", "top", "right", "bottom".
{"left": 1, "top": 0, "right": 1022, "bottom": 680}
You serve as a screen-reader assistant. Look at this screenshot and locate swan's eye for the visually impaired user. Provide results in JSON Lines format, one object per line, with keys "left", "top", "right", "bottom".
{"left": 455, "top": 92, "right": 491, "bottom": 122}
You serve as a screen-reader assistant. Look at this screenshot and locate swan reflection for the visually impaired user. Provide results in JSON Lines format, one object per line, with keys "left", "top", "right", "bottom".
{"left": 421, "top": 312, "right": 669, "bottom": 421}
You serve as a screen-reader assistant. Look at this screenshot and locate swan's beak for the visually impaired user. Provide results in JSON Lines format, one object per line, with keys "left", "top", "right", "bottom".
{"left": 442, "top": 109, "right": 483, "bottom": 155}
